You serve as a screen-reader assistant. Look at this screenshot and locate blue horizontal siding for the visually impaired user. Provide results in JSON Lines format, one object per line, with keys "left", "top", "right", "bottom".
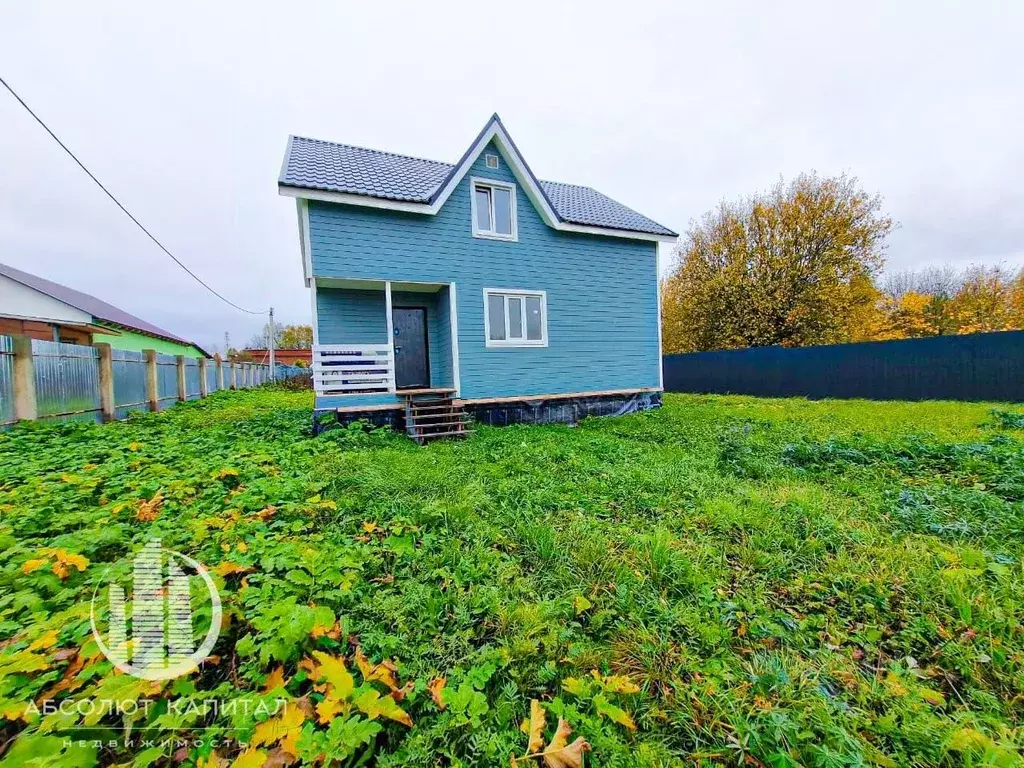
{"left": 317, "top": 289, "right": 387, "bottom": 344}
{"left": 309, "top": 139, "right": 660, "bottom": 400}
{"left": 316, "top": 393, "right": 397, "bottom": 409}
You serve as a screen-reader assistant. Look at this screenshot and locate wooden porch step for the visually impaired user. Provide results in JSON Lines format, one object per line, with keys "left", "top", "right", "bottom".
{"left": 417, "top": 427, "right": 475, "bottom": 442}
{"left": 412, "top": 412, "right": 469, "bottom": 423}
{"left": 400, "top": 391, "right": 472, "bottom": 444}
{"left": 411, "top": 419, "right": 470, "bottom": 430}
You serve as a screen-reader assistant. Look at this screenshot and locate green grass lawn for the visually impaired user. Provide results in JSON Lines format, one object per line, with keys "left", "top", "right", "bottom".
{"left": 1, "top": 390, "right": 1023, "bottom": 767}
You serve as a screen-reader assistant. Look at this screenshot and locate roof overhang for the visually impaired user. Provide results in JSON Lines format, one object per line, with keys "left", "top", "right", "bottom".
{"left": 279, "top": 115, "right": 677, "bottom": 244}
{"left": 94, "top": 320, "right": 213, "bottom": 358}
{"left": 0, "top": 314, "right": 116, "bottom": 336}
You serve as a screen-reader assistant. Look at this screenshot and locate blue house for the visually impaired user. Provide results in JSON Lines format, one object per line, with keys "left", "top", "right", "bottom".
{"left": 278, "top": 114, "right": 676, "bottom": 440}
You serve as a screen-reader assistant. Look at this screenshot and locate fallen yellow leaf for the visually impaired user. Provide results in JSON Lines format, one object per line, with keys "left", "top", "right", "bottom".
{"left": 229, "top": 750, "right": 267, "bottom": 768}
{"left": 136, "top": 492, "right": 163, "bottom": 522}
{"left": 251, "top": 705, "right": 305, "bottom": 757}
{"left": 527, "top": 699, "right": 546, "bottom": 753}
{"left": 541, "top": 717, "right": 590, "bottom": 768}
{"left": 262, "top": 666, "right": 286, "bottom": 693}
{"left": 315, "top": 696, "right": 344, "bottom": 725}
{"left": 354, "top": 646, "right": 401, "bottom": 692}
{"left": 28, "top": 630, "right": 59, "bottom": 652}
{"left": 352, "top": 688, "right": 413, "bottom": 727}
{"left": 213, "top": 561, "right": 251, "bottom": 577}
{"left": 311, "top": 651, "right": 354, "bottom": 700}
{"left": 428, "top": 677, "right": 447, "bottom": 710}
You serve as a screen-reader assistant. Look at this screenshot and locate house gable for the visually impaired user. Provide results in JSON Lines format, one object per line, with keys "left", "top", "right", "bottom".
{"left": 0, "top": 273, "right": 93, "bottom": 325}
{"left": 281, "top": 114, "right": 676, "bottom": 288}
{"left": 425, "top": 115, "right": 561, "bottom": 232}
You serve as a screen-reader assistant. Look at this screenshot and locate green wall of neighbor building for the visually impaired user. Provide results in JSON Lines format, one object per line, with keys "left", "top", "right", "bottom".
{"left": 91, "top": 327, "right": 208, "bottom": 358}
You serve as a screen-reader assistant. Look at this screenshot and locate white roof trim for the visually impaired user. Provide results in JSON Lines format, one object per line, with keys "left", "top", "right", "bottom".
{"left": 296, "top": 199, "right": 313, "bottom": 287}
{"left": 279, "top": 184, "right": 674, "bottom": 243}
{"left": 279, "top": 185, "right": 432, "bottom": 212}
{"left": 431, "top": 121, "right": 562, "bottom": 229}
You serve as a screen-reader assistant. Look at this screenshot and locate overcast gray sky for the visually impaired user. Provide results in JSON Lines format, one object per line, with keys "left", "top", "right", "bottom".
{"left": 2, "top": 1, "right": 1021, "bottom": 353}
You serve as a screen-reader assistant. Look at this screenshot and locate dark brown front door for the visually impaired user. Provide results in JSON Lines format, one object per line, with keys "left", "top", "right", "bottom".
{"left": 393, "top": 307, "right": 429, "bottom": 389}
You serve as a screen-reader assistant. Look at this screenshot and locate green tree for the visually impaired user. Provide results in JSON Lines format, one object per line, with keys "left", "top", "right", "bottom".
{"left": 662, "top": 173, "right": 894, "bottom": 352}
{"left": 279, "top": 325, "right": 313, "bottom": 349}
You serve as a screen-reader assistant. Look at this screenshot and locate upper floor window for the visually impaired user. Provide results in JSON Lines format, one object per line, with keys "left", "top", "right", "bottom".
{"left": 484, "top": 289, "right": 547, "bottom": 347}
{"left": 470, "top": 178, "right": 517, "bottom": 241}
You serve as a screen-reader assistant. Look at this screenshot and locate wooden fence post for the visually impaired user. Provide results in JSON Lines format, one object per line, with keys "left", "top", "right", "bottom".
{"left": 198, "top": 357, "right": 209, "bottom": 397}
{"left": 145, "top": 349, "right": 159, "bottom": 411}
{"left": 175, "top": 355, "right": 187, "bottom": 401}
{"left": 215, "top": 354, "right": 224, "bottom": 391}
{"left": 12, "top": 335, "right": 38, "bottom": 422}
{"left": 94, "top": 342, "right": 115, "bottom": 421}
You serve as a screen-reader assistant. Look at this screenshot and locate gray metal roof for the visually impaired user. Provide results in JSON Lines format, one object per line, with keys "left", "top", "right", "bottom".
{"left": 281, "top": 137, "right": 452, "bottom": 203}
{"left": 537, "top": 180, "right": 674, "bottom": 237}
{"left": 279, "top": 130, "right": 676, "bottom": 238}
{"left": 0, "top": 262, "right": 211, "bottom": 355}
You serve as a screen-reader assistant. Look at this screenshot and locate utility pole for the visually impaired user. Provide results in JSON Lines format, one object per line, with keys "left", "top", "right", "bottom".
{"left": 268, "top": 306, "right": 276, "bottom": 380}
{"left": 224, "top": 331, "right": 230, "bottom": 360}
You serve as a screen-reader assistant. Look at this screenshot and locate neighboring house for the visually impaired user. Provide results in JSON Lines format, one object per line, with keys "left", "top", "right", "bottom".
{"left": 278, "top": 114, "right": 676, "bottom": 438}
{"left": 0, "top": 262, "right": 211, "bottom": 357}
{"left": 243, "top": 348, "right": 312, "bottom": 367}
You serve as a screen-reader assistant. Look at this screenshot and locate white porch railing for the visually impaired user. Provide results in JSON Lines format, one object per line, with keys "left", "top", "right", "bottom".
{"left": 312, "top": 344, "right": 394, "bottom": 396}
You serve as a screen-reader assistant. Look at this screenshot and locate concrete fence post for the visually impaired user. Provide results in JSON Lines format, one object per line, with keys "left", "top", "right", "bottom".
{"left": 198, "top": 357, "right": 209, "bottom": 397}
{"left": 230, "top": 361, "right": 237, "bottom": 390}
{"left": 175, "top": 355, "right": 187, "bottom": 401}
{"left": 12, "top": 335, "right": 38, "bottom": 422}
{"left": 215, "top": 354, "right": 224, "bottom": 391}
{"left": 144, "top": 349, "right": 159, "bottom": 411}
{"left": 94, "top": 342, "right": 115, "bottom": 421}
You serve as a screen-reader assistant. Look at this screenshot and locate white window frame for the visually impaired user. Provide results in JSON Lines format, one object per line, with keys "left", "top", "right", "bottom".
{"left": 483, "top": 288, "right": 548, "bottom": 348}
{"left": 470, "top": 177, "right": 518, "bottom": 242}
{"left": 485, "top": 153, "right": 499, "bottom": 169}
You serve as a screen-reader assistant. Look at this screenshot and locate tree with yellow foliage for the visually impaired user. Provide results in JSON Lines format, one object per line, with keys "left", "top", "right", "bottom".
{"left": 879, "top": 264, "right": 1022, "bottom": 338}
{"left": 662, "top": 173, "right": 894, "bottom": 353}
{"left": 1012, "top": 270, "right": 1024, "bottom": 328}
{"left": 949, "top": 265, "right": 1015, "bottom": 334}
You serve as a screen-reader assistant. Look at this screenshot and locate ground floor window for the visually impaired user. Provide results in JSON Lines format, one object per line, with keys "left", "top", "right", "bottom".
{"left": 484, "top": 289, "right": 547, "bottom": 347}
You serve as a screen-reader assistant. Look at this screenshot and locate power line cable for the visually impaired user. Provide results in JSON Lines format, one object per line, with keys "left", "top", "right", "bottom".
{"left": 0, "top": 74, "right": 265, "bottom": 315}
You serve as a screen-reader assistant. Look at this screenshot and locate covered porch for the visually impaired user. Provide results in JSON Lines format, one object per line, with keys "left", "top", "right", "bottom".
{"left": 311, "top": 278, "right": 459, "bottom": 406}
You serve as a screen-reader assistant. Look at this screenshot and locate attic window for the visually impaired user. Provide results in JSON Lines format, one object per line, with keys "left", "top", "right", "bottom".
{"left": 470, "top": 178, "right": 517, "bottom": 241}
{"left": 485, "top": 153, "right": 499, "bottom": 169}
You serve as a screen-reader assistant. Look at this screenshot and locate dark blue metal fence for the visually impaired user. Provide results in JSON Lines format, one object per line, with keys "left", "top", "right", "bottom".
{"left": 663, "top": 330, "right": 1024, "bottom": 402}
